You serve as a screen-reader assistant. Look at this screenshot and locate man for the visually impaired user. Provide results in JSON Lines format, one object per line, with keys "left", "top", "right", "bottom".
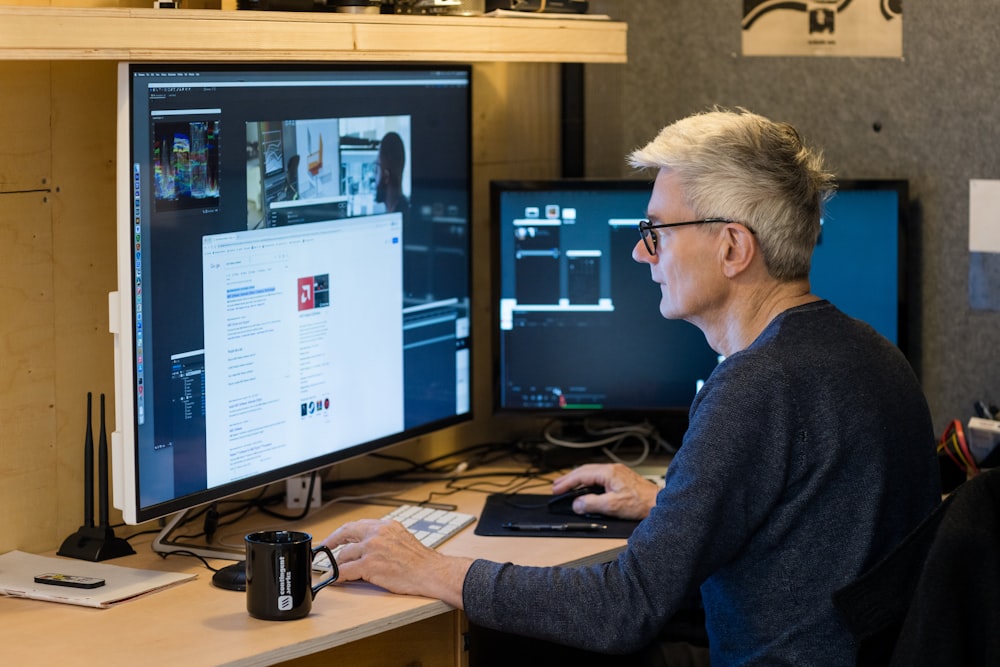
{"left": 323, "top": 108, "right": 941, "bottom": 665}
{"left": 375, "top": 131, "right": 409, "bottom": 224}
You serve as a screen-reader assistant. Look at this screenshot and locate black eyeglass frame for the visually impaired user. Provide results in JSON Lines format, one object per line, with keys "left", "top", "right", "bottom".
{"left": 637, "top": 217, "right": 735, "bottom": 255}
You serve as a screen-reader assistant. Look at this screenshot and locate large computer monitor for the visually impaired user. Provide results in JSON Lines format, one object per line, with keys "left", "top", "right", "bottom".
{"left": 111, "top": 63, "right": 472, "bottom": 536}
{"left": 491, "top": 178, "right": 908, "bottom": 418}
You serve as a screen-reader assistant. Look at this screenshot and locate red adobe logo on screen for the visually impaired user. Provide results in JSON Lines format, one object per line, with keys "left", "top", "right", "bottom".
{"left": 298, "top": 277, "right": 314, "bottom": 311}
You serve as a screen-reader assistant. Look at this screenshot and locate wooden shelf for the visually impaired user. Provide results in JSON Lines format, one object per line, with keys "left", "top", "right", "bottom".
{"left": 0, "top": 6, "right": 627, "bottom": 63}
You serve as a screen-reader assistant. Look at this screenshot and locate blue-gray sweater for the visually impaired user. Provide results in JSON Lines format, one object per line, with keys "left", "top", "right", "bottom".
{"left": 463, "top": 301, "right": 941, "bottom": 665}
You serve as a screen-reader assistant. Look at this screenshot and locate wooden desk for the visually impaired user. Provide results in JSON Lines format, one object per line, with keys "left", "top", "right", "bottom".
{"left": 1, "top": 473, "right": 626, "bottom": 666}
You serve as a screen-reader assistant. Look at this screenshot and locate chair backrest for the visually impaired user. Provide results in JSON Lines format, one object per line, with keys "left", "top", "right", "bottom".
{"left": 834, "top": 467, "right": 1000, "bottom": 666}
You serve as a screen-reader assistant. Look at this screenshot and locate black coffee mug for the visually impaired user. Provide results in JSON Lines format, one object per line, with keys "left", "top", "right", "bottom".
{"left": 244, "top": 530, "right": 338, "bottom": 621}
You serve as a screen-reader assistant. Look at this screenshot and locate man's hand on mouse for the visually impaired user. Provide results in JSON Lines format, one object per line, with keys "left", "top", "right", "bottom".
{"left": 551, "top": 463, "right": 659, "bottom": 520}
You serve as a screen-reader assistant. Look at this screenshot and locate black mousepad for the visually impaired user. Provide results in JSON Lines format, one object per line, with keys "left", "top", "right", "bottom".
{"left": 474, "top": 493, "right": 640, "bottom": 539}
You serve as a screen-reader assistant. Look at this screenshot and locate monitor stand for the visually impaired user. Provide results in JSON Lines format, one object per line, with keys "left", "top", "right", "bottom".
{"left": 151, "top": 508, "right": 244, "bottom": 561}
{"left": 211, "top": 562, "right": 248, "bottom": 591}
{"left": 151, "top": 509, "right": 249, "bottom": 591}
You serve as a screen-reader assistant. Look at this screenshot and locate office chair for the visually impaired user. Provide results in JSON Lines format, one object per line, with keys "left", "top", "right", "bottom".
{"left": 833, "top": 467, "right": 1000, "bottom": 667}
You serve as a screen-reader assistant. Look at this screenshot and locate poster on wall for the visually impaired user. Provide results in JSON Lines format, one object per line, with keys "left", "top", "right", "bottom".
{"left": 742, "top": 0, "right": 903, "bottom": 58}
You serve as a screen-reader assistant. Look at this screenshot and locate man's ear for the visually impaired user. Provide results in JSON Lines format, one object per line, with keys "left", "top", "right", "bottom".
{"left": 720, "top": 223, "right": 757, "bottom": 278}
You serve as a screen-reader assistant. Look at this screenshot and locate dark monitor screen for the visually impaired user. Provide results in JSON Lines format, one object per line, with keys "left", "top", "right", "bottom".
{"left": 491, "top": 178, "right": 908, "bottom": 417}
{"left": 491, "top": 179, "right": 720, "bottom": 415}
{"left": 811, "top": 179, "right": 909, "bottom": 353}
{"left": 112, "top": 63, "right": 472, "bottom": 525}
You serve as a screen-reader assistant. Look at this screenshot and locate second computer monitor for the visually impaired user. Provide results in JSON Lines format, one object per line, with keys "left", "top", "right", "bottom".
{"left": 491, "top": 178, "right": 909, "bottom": 417}
{"left": 492, "top": 179, "right": 720, "bottom": 415}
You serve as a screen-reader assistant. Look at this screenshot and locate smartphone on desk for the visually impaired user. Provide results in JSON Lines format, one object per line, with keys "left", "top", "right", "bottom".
{"left": 34, "top": 573, "right": 106, "bottom": 589}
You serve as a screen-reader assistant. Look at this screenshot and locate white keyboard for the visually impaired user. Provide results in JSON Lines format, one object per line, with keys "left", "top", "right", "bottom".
{"left": 382, "top": 504, "right": 477, "bottom": 548}
{"left": 314, "top": 504, "right": 476, "bottom": 571}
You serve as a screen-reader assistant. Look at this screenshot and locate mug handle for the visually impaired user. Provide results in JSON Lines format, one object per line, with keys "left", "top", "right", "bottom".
{"left": 310, "top": 545, "right": 339, "bottom": 598}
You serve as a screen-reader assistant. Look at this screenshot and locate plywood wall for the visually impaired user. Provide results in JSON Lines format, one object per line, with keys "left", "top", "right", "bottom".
{"left": 0, "top": 62, "right": 62, "bottom": 553}
{"left": 0, "top": 61, "right": 120, "bottom": 553}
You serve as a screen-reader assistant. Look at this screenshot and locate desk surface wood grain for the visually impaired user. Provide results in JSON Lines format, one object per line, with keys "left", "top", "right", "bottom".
{"left": 1, "top": 470, "right": 625, "bottom": 667}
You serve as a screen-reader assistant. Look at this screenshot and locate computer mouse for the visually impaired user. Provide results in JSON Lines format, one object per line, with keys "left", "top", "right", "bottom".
{"left": 547, "top": 484, "right": 605, "bottom": 516}
{"left": 212, "top": 561, "right": 247, "bottom": 592}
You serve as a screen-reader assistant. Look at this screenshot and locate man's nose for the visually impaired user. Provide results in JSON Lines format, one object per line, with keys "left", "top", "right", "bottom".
{"left": 632, "top": 238, "right": 652, "bottom": 263}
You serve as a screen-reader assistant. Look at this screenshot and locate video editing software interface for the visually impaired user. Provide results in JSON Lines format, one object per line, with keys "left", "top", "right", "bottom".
{"left": 493, "top": 179, "right": 907, "bottom": 415}
{"left": 493, "top": 180, "right": 721, "bottom": 414}
{"left": 124, "top": 64, "right": 471, "bottom": 520}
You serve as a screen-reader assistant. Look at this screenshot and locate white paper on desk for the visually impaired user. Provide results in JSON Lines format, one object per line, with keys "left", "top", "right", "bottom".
{"left": 0, "top": 550, "right": 196, "bottom": 608}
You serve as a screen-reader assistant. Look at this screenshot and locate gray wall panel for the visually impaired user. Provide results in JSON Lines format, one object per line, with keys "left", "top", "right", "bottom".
{"left": 586, "top": 0, "right": 1000, "bottom": 433}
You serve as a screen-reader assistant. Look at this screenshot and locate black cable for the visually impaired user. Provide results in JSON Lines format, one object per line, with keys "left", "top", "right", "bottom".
{"left": 384, "top": 441, "right": 512, "bottom": 473}
{"left": 157, "top": 549, "right": 225, "bottom": 573}
{"left": 204, "top": 503, "right": 220, "bottom": 544}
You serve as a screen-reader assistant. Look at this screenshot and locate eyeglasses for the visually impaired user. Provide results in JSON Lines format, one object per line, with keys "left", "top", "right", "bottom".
{"left": 637, "top": 217, "right": 733, "bottom": 255}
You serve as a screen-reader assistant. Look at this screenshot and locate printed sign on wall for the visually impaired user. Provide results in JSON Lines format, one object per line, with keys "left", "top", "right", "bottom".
{"left": 742, "top": 0, "right": 902, "bottom": 58}
{"left": 969, "top": 180, "right": 1000, "bottom": 311}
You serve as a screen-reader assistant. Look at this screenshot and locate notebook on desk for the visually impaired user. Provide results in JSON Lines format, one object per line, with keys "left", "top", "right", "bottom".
{"left": 474, "top": 493, "right": 639, "bottom": 539}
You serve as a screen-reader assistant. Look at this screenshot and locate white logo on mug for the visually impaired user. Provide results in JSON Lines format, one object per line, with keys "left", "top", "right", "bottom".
{"left": 278, "top": 595, "right": 293, "bottom": 611}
